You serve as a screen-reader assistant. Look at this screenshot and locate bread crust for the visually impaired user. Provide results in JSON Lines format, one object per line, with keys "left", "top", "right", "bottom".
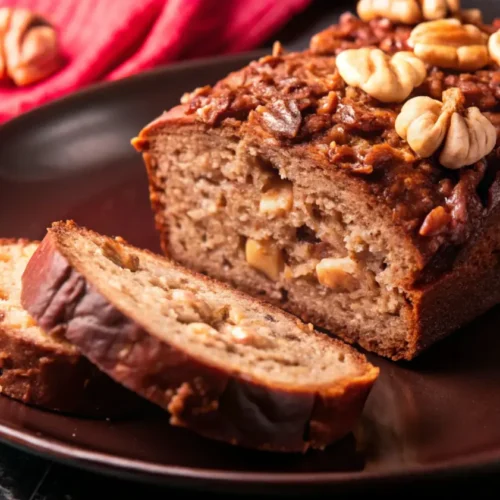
{"left": 20, "top": 224, "right": 378, "bottom": 452}
{"left": 0, "top": 238, "right": 142, "bottom": 416}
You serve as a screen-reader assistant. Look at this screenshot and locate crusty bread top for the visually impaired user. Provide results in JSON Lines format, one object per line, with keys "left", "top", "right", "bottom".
{"left": 0, "top": 239, "right": 78, "bottom": 354}
{"left": 41, "top": 221, "right": 378, "bottom": 391}
{"left": 132, "top": 12, "right": 500, "bottom": 271}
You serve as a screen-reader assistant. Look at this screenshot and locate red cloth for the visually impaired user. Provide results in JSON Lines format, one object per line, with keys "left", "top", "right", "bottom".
{"left": 0, "top": 0, "right": 311, "bottom": 122}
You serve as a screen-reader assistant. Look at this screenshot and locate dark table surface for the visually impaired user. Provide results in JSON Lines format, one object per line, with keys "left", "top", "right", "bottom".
{"left": 1, "top": 1, "right": 500, "bottom": 499}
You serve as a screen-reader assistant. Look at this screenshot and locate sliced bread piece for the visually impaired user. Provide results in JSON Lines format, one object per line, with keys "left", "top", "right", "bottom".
{"left": 0, "top": 238, "right": 141, "bottom": 416}
{"left": 21, "top": 221, "right": 379, "bottom": 452}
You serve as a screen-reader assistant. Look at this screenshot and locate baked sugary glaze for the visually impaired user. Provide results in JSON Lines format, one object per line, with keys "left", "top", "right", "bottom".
{"left": 132, "top": 11, "right": 500, "bottom": 360}
{"left": 0, "top": 239, "right": 141, "bottom": 416}
{"left": 20, "top": 221, "right": 378, "bottom": 452}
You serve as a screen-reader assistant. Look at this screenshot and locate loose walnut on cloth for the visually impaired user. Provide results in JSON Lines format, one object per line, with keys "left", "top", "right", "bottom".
{"left": 0, "top": 7, "right": 61, "bottom": 86}
{"left": 396, "top": 88, "right": 497, "bottom": 169}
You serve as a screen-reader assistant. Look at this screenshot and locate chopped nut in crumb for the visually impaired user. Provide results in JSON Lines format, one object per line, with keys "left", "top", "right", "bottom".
{"left": 187, "top": 323, "right": 218, "bottom": 337}
{"left": 259, "top": 179, "right": 293, "bottom": 217}
{"left": 102, "top": 240, "right": 139, "bottom": 271}
{"left": 245, "top": 239, "right": 284, "bottom": 281}
{"left": 316, "top": 257, "right": 359, "bottom": 291}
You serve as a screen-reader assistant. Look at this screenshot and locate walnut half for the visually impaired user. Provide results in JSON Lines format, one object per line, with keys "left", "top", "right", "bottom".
{"left": 408, "top": 18, "right": 489, "bottom": 72}
{"left": 357, "top": 0, "right": 461, "bottom": 25}
{"left": 489, "top": 30, "right": 500, "bottom": 67}
{"left": 0, "top": 7, "right": 61, "bottom": 86}
{"left": 395, "top": 88, "right": 496, "bottom": 169}
{"left": 335, "top": 48, "right": 426, "bottom": 103}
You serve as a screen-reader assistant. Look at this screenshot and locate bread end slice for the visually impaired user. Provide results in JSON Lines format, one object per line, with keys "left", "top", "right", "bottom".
{"left": 0, "top": 238, "right": 142, "bottom": 416}
{"left": 21, "top": 221, "right": 378, "bottom": 452}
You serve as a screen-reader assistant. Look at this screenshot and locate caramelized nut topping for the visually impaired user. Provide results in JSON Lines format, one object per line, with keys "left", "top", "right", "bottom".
{"left": 408, "top": 19, "right": 489, "bottom": 71}
{"left": 256, "top": 99, "right": 302, "bottom": 139}
{"left": 245, "top": 239, "right": 284, "bottom": 281}
{"left": 396, "top": 88, "right": 496, "bottom": 168}
{"left": 419, "top": 205, "right": 452, "bottom": 235}
{"left": 336, "top": 48, "right": 426, "bottom": 102}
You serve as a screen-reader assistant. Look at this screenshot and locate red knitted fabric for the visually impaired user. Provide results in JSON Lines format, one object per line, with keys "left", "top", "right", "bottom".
{"left": 0, "top": 0, "right": 311, "bottom": 122}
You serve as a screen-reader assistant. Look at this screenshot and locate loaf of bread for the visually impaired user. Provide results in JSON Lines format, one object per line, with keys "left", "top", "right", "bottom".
{"left": 0, "top": 239, "right": 140, "bottom": 416}
{"left": 20, "top": 221, "right": 378, "bottom": 452}
{"left": 132, "top": 11, "right": 500, "bottom": 360}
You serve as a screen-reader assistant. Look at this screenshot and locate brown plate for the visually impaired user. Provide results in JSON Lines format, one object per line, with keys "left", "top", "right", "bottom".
{"left": 1, "top": 50, "right": 500, "bottom": 494}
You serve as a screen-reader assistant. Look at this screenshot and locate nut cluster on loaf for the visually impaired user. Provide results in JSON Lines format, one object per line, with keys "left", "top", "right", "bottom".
{"left": 180, "top": 0, "right": 500, "bottom": 247}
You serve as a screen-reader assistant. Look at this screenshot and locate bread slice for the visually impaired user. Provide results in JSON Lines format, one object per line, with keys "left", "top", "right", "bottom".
{"left": 131, "top": 15, "right": 500, "bottom": 361}
{"left": 20, "top": 221, "right": 378, "bottom": 452}
{"left": 0, "top": 238, "right": 141, "bottom": 416}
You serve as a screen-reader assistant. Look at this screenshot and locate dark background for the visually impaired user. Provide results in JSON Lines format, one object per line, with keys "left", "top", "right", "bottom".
{"left": 0, "top": 0, "right": 499, "bottom": 498}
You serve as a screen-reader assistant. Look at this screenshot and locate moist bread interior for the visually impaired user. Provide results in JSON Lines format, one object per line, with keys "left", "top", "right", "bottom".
{"left": 148, "top": 130, "right": 414, "bottom": 357}
{"left": 0, "top": 241, "right": 78, "bottom": 351}
{"left": 56, "top": 230, "right": 370, "bottom": 388}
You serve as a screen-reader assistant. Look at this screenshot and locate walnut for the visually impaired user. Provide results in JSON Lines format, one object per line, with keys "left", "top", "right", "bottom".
{"left": 101, "top": 240, "right": 139, "bottom": 271}
{"left": 357, "top": 0, "right": 422, "bottom": 24}
{"left": 408, "top": 19, "right": 489, "bottom": 71}
{"left": 395, "top": 88, "right": 496, "bottom": 169}
{"left": 489, "top": 31, "right": 500, "bottom": 66}
{"left": 245, "top": 239, "right": 284, "bottom": 281}
{"left": 0, "top": 7, "right": 61, "bottom": 86}
{"left": 335, "top": 48, "right": 426, "bottom": 103}
{"left": 259, "top": 179, "right": 293, "bottom": 217}
{"left": 357, "top": 0, "right": 460, "bottom": 25}
{"left": 187, "top": 323, "right": 219, "bottom": 337}
{"left": 315, "top": 257, "right": 359, "bottom": 291}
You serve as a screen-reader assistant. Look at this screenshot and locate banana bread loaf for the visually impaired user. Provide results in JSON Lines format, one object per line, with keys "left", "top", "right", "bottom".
{"left": 132, "top": 8, "right": 500, "bottom": 361}
{"left": 0, "top": 239, "right": 140, "bottom": 416}
{"left": 20, "top": 221, "right": 378, "bottom": 452}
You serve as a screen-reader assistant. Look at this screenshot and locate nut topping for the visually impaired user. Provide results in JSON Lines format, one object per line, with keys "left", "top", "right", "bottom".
{"left": 489, "top": 31, "right": 500, "bottom": 66}
{"left": 408, "top": 19, "right": 489, "bottom": 71}
{"left": 336, "top": 48, "right": 426, "bottom": 102}
{"left": 357, "top": 0, "right": 422, "bottom": 24}
{"left": 396, "top": 88, "right": 496, "bottom": 168}
{"left": 259, "top": 179, "right": 293, "bottom": 217}
{"left": 0, "top": 7, "right": 61, "bottom": 86}
{"left": 245, "top": 239, "right": 284, "bottom": 281}
{"left": 357, "top": 0, "right": 460, "bottom": 25}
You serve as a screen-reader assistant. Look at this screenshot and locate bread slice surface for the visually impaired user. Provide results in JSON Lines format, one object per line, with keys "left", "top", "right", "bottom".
{"left": 21, "top": 221, "right": 378, "bottom": 451}
{"left": 0, "top": 239, "right": 140, "bottom": 416}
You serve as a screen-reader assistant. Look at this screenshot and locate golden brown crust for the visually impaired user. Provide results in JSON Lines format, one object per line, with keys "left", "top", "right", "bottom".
{"left": 20, "top": 222, "right": 378, "bottom": 451}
